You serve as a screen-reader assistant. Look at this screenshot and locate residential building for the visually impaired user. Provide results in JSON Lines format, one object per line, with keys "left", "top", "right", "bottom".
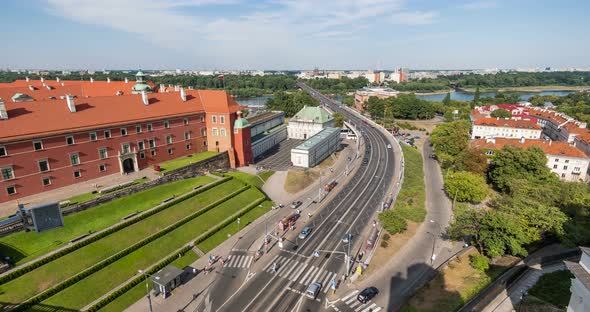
{"left": 472, "top": 137, "right": 589, "bottom": 182}
{"left": 287, "top": 106, "right": 335, "bottom": 140}
{"left": 565, "top": 247, "right": 590, "bottom": 312}
{"left": 247, "top": 111, "right": 288, "bottom": 159}
{"left": 291, "top": 127, "right": 340, "bottom": 168}
{"left": 470, "top": 104, "right": 533, "bottom": 122}
{"left": 471, "top": 118, "right": 542, "bottom": 140}
{"left": 354, "top": 87, "right": 399, "bottom": 111}
{"left": 528, "top": 107, "right": 588, "bottom": 143}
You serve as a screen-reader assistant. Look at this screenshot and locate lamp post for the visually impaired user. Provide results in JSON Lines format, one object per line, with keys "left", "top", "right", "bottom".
{"left": 237, "top": 217, "right": 241, "bottom": 234}
{"left": 427, "top": 220, "right": 444, "bottom": 266}
{"left": 138, "top": 270, "right": 153, "bottom": 312}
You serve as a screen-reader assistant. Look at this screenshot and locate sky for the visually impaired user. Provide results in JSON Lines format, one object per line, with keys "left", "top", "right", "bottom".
{"left": 1, "top": 0, "right": 589, "bottom": 70}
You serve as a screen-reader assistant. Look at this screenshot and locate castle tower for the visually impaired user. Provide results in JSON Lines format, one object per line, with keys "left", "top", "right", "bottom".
{"left": 232, "top": 110, "right": 253, "bottom": 167}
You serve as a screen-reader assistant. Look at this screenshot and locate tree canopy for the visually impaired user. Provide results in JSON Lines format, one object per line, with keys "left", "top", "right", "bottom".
{"left": 487, "top": 146, "right": 553, "bottom": 192}
{"left": 265, "top": 91, "right": 319, "bottom": 117}
{"left": 490, "top": 109, "right": 511, "bottom": 118}
{"left": 430, "top": 120, "right": 472, "bottom": 166}
{"left": 444, "top": 171, "right": 489, "bottom": 203}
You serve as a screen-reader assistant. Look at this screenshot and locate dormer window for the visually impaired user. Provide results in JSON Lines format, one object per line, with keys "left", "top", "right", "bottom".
{"left": 66, "top": 136, "right": 75, "bottom": 145}
{"left": 11, "top": 93, "right": 34, "bottom": 102}
{"left": 33, "top": 141, "right": 43, "bottom": 151}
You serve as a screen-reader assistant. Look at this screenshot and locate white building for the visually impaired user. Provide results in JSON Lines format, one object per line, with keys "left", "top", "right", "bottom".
{"left": 473, "top": 138, "right": 590, "bottom": 182}
{"left": 471, "top": 118, "right": 542, "bottom": 140}
{"left": 287, "top": 106, "right": 335, "bottom": 140}
{"left": 354, "top": 87, "right": 400, "bottom": 111}
{"left": 565, "top": 247, "right": 590, "bottom": 312}
{"left": 291, "top": 127, "right": 340, "bottom": 168}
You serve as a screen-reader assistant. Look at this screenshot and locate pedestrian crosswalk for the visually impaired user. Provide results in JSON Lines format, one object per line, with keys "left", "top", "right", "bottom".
{"left": 223, "top": 254, "right": 253, "bottom": 268}
{"left": 336, "top": 290, "right": 381, "bottom": 312}
{"left": 262, "top": 255, "right": 338, "bottom": 294}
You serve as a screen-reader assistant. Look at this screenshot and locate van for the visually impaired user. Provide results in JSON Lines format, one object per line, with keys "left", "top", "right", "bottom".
{"left": 306, "top": 282, "right": 322, "bottom": 299}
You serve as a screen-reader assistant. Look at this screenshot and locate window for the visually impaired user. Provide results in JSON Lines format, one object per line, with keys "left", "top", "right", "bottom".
{"left": 563, "top": 165, "right": 568, "bottom": 170}
{"left": 554, "top": 159, "right": 559, "bottom": 162}
{"left": 166, "top": 135, "right": 172, "bottom": 144}
{"left": 42, "top": 177, "right": 51, "bottom": 186}
{"left": 70, "top": 153, "right": 80, "bottom": 166}
{"left": 33, "top": 140, "right": 44, "bottom": 151}
{"left": 561, "top": 173, "right": 566, "bottom": 178}
{"left": 136, "top": 125, "right": 142, "bottom": 133}
{"left": 38, "top": 159, "right": 50, "bottom": 172}
{"left": 220, "top": 116, "right": 225, "bottom": 124}
{"left": 6, "top": 185, "right": 16, "bottom": 195}
{"left": 73, "top": 170, "right": 81, "bottom": 178}
{"left": 66, "top": 136, "right": 75, "bottom": 145}
{"left": 220, "top": 128, "right": 227, "bottom": 137}
{"left": 186, "top": 143, "right": 192, "bottom": 150}
{"left": 99, "top": 164, "right": 106, "bottom": 172}
{"left": 122, "top": 143, "right": 131, "bottom": 154}
{"left": 121, "top": 128, "right": 128, "bottom": 136}
{"left": 147, "top": 123, "right": 153, "bottom": 131}
{"left": 485, "top": 150, "right": 494, "bottom": 155}
{"left": 213, "top": 128, "right": 218, "bottom": 136}
{"left": 1, "top": 167, "right": 14, "bottom": 181}
{"left": 90, "top": 132, "right": 97, "bottom": 141}
{"left": 212, "top": 116, "right": 217, "bottom": 123}
{"left": 200, "top": 116, "right": 205, "bottom": 123}
{"left": 234, "top": 128, "right": 239, "bottom": 134}
{"left": 151, "top": 149, "right": 156, "bottom": 157}
{"left": 140, "top": 152, "right": 145, "bottom": 159}
{"left": 104, "top": 130, "right": 111, "bottom": 139}
{"left": 138, "top": 141, "right": 145, "bottom": 150}
{"left": 99, "top": 148, "right": 108, "bottom": 159}
{"left": 553, "top": 164, "right": 558, "bottom": 169}
{"left": 164, "top": 120, "right": 170, "bottom": 129}
{"left": 0, "top": 146, "right": 6, "bottom": 157}
{"left": 565, "top": 159, "right": 570, "bottom": 163}
{"left": 183, "top": 118, "right": 189, "bottom": 125}
{"left": 574, "top": 167, "right": 581, "bottom": 172}
{"left": 149, "top": 138, "right": 156, "bottom": 148}
{"left": 184, "top": 131, "right": 190, "bottom": 140}
{"left": 203, "top": 141, "right": 207, "bottom": 146}
{"left": 168, "top": 148, "right": 173, "bottom": 155}
{"left": 201, "top": 128, "right": 207, "bottom": 137}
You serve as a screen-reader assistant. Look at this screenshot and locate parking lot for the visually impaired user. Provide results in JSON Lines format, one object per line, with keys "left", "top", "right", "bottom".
{"left": 255, "top": 138, "right": 303, "bottom": 171}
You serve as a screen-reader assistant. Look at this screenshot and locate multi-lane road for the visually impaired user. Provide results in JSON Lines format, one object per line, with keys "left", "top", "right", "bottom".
{"left": 199, "top": 83, "right": 398, "bottom": 312}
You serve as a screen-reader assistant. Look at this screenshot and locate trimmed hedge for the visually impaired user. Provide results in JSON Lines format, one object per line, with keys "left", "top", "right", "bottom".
{"left": 0, "top": 177, "right": 231, "bottom": 285}
{"left": 85, "top": 197, "right": 268, "bottom": 312}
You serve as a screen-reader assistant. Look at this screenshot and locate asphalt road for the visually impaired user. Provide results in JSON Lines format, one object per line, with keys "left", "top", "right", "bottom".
{"left": 198, "top": 84, "right": 397, "bottom": 312}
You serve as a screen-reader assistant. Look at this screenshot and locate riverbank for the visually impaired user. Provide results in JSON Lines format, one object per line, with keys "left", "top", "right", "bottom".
{"left": 460, "top": 85, "right": 590, "bottom": 93}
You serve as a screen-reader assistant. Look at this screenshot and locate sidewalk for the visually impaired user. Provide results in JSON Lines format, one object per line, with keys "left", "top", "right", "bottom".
{"left": 0, "top": 167, "right": 159, "bottom": 218}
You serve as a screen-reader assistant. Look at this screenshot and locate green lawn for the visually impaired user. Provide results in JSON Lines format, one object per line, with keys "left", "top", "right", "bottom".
{"left": 395, "top": 144, "right": 426, "bottom": 222}
{"left": 158, "top": 151, "right": 219, "bottom": 174}
{"left": 0, "top": 176, "right": 215, "bottom": 265}
{"left": 40, "top": 188, "right": 265, "bottom": 310}
{"left": 98, "top": 251, "right": 199, "bottom": 312}
{"left": 0, "top": 179, "right": 244, "bottom": 306}
{"left": 63, "top": 178, "right": 149, "bottom": 206}
{"left": 259, "top": 171, "right": 275, "bottom": 182}
{"left": 528, "top": 270, "right": 574, "bottom": 308}
{"left": 224, "top": 171, "right": 267, "bottom": 189}
{"left": 197, "top": 200, "right": 272, "bottom": 253}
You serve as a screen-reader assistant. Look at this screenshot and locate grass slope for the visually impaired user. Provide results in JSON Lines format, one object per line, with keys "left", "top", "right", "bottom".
{"left": 157, "top": 151, "right": 219, "bottom": 174}
{"left": 395, "top": 144, "right": 426, "bottom": 222}
{"left": 0, "top": 176, "right": 214, "bottom": 265}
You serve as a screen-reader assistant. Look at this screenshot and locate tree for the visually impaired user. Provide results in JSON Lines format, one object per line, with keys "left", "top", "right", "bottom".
{"left": 391, "top": 94, "right": 437, "bottom": 120}
{"left": 487, "top": 146, "right": 553, "bottom": 192}
{"left": 473, "top": 87, "right": 481, "bottom": 105}
{"left": 333, "top": 112, "right": 346, "bottom": 127}
{"left": 430, "top": 120, "right": 471, "bottom": 166}
{"left": 444, "top": 171, "right": 489, "bottom": 203}
{"left": 456, "top": 147, "right": 489, "bottom": 175}
{"left": 378, "top": 210, "right": 407, "bottom": 234}
{"left": 443, "top": 92, "right": 451, "bottom": 106}
{"left": 490, "top": 109, "right": 511, "bottom": 118}
{"left": 448, "top": 205, "right": 487, "bottom": 253}
{"left": 265, "top": 90, "right": 319, "bottom": 117}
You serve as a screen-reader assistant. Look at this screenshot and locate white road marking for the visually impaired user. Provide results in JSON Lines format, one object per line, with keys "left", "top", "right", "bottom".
{"left": 360, "top": 303, "right": 379, "bottom": 312}
{"left": 281, "top": 259, "right": 298, "bottom": 277}
{"left": 299, "top": 266, "right": 316, "bottom": 285}
{"left": 276, "top": 258, "right": 292, "bottom": 274}
{"left": 323, "top": 272, "right": 337, "bottom": 293}
{"left": 310, "top": 267, "right": 324, "bottom": 284}
{"left": 245, "top": 256, "right": 253, "bottom": 268}
{"left": 237, "top": 256, "right": 245, "bottom": 268}
{"left": 341, "top": 290, "right": 359, "bottom": 303}
{"left": 263, "top": 254, "right": 280, "bottom": 271}
{"left": 289, "top": 262, "right": 308, "bottom": 282}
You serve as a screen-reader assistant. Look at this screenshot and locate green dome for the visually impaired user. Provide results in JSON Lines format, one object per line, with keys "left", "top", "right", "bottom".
{"left": 234, "top": 116, "right": 251, "bottom": 129}
{"left": 135, "top": 70, "right": 145, "bottom": 77}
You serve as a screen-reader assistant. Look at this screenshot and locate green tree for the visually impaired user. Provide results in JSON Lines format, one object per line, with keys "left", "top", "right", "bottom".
{"left": 333, "top": 112, "right": 346, "bottom": 127}
{"left": 265, "top": 90, "right": 319, "bottom": 117}
{"left": 442, "top": 92, "right": 451, "bottom": 106}
{"left": 391, "top": 94, "right": 436, "bottom": 120}
{"left": 430, "top": 120, "right": 472, "bottom": 166}
{"left": 448, "top": 204, "right": 487, "bottom": 253}
{"left": 490, "top": 109, "right": 511, "bottom": 118}
{"left": 378, "top": 210, "right": 407, "bottom": 234}
{"left": 473, "top": 87, "right": 481, "bottom": 105}
{"left": 487, "top": 146, "right": 553, "bottom": 192}
{"left": 470, "top": 254, "right": 489, "bottom": 271}
{"left": 444, "top": 171, "right": 489, "bottom": 203}
{"left": 456, "top": 147, "right": 489, "bottom": 175}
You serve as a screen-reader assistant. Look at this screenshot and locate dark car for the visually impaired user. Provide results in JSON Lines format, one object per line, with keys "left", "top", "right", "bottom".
{"left": 291, "top": 200, "right": 303, "bottom": 209}
{"left": 357, "top": 287, "right": 379, "bottom": 303}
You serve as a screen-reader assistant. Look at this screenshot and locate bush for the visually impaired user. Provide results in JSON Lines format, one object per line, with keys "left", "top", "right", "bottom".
{"left": 469, "top": 254, "right": 490, "bottom": 272}
{"left": 380, "top": 241, "right": 389, "bottom": 248}
{"left": 382, "top": 233, "right": 391, "bottom": 241}
{"left": 444, "top": 171, "right": 489, "bottom": 203}
{"left": 378, "top": 210, "right": 407, "bottom": 235}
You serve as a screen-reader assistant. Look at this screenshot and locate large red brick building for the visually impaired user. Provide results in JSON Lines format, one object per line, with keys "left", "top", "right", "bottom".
{"left": 0, "top": 72, "right": 253, "bottom": 203}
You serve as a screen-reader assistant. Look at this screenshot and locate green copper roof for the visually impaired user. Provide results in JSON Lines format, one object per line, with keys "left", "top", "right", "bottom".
{"left": 132, "top": 83, "right": 152, "bottom": 92}
{"left": 234, "top": 116, "right": 251, "bottom": 129}
{"left": 135, "top": 70, "right": 145, "bottom": 77}
{"left": 291, "top": 106, "right": 333, "bottom": 123}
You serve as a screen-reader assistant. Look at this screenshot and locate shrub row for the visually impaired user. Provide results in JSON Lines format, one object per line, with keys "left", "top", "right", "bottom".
{"left": 0, "top": 177, "right": 231, "bottom": 285}
{"left": 12, "top": 183, "right": 248, "bottom": 311}
{"left": 86, "top": 196, "right": 267, "bottom": 312}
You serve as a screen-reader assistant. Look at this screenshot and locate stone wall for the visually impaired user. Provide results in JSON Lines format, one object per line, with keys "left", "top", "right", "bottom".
{"left": 62, "top": 152, "right": 230, "bottom": 216}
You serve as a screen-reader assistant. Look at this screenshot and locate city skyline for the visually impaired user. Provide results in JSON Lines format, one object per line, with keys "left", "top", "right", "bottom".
{"left": 1, "top": 0, "right": 589, "bottom": 70}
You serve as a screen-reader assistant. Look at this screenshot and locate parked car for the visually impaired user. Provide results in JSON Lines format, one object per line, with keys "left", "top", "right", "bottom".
{"left": 342, "top": 233, "right": 353, "bottom": 243}
{"left": 291, "top": 200, "right": 303, "bottom": 209}
{"left": 306, "top": 282, "right": 322, "bottom": 299}
{"left": 299, "top": 226, "right": 313, "bottom": 239}
{"left": 357, "top": 286, "right": 379, "bottom": 303}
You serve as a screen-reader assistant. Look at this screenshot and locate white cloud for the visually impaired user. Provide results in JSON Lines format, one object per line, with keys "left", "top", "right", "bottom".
{"left": 458, "top": 1, "right": 498, "bottom": 10}
{"left": 391, "top": 11, "right": 437, "bottom": 25}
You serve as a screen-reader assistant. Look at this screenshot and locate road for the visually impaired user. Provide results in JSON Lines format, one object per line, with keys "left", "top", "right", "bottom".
{"left": 196, "top": 83, "right": 398, "bottom": 312}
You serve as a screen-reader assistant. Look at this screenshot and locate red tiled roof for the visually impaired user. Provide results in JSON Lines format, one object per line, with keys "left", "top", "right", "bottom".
{"left": 0, "top": 79, "right": 150, "bottom": 98}
{"left": 575, "top": 131, "right": 590, "bottom": 143}
{"left": 472, "top": 138, "right": 588, "bottom": 158}
{"left": 0, "top": 89, "right": 240, "bottom": 142}
{"left": 474, "top": 118, "right": 541, "bottom": 129}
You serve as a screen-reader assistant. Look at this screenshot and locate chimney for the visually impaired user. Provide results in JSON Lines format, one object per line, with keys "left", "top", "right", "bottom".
{"left": 180, "top": 87, "right": 186, "bottom": 102}
{"left": 90, "top": 77, "right": 94, "bottom": 83}
{"left": 25, "top": 77, "right": 29, "bottom": 82}
{"left": 0, "top": 99, "right": 8, "bottom": 120}
{"left": 107, "top": 77, "right": 111, "bottom": 83}
{"left": 40, "top": 77, "right": 44, "bottom": 83}
{"left": 174, "top": 85, "right": 180, "bottom": 92}
{"left": 141, "top": 91, "right": 149, "bottom": 105}
{"left": 61, "top": 82, "right": 65, "bottom": 86}
{"left": 28, "top": 85, "right": 35, "bottom": 91}
{"left": 66, "top": 95, "right": 76, "bottom": 112}
{"left": 56, "top": 77, "right": 60, "bottom": 82}
{"left": 549, "top": 140, "right": 552, "bottom": 146}
{"left": 159, "top": 84, "right": 165, "bottom": 92}
{"left": 124, "top": 77, "right": 129, "bottom": 84}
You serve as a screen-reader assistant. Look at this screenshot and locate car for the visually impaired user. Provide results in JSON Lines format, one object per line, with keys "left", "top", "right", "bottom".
{"left": 387, "top": 144, "right": 392, "bottom": 149}
{"left": 306, "top": 282, "right": 322, "bottom": 299}
{"left": 342, "top": 233, "right": 352, "bottom": 243}
{"left": 414, "top": 136, "right": 421, "bottom": 140}
{"left": 357, "top": 286, "right": 379, "bottom": 303}
{"left": 291, "top": 200, "right": 303, "bottom": 209}
{"left": 299, "top": 226, "right": 312, "bottom": 239}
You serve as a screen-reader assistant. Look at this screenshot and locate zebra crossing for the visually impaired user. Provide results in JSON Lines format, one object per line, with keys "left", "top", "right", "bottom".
{"left": 335, "top": 290, "right": 381, "bottom": 312}
{"left": 262, "top": 255, "right": 338, "bottom": 294}
{"left": 222, "top": 254, "right": 253, "bottom": 269}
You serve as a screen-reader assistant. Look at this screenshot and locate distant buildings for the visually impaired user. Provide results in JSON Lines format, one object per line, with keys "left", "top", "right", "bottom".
{"left": 287, "top": 106, "right": 335, "bottom": 140}
{"left": 565, "top": 247, "right": 590, "bottom": 312}
{"left": 354, "top": 87, "right": 399, "bottom": 111}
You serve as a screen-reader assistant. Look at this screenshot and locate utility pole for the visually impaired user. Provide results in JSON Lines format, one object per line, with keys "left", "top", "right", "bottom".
{"left": 138, "top": 270, "right": 153, "bottom": 312}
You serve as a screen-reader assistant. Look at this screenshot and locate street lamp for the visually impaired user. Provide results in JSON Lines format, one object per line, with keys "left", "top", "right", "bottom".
{"left": 237, "top": 217, "right": 241, "bottom": 234}
{"left": 428, "top": 220, "right": 444, "bottom": 266}
{"left": 138, "top": 269, "right": 153, "bottom": 312}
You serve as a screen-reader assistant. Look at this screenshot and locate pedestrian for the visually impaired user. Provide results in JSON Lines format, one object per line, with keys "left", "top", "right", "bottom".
{"left": 308, "top": 213, "right": 312, "bottom": 219}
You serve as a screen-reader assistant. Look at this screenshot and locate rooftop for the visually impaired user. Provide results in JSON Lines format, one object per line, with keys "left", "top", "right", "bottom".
{"left": 293, "top": 127, "right": 339, "bottom": 151}
{"left": 564, "top": 260, "right": 590, "bottom": 291}
{"left": 290, "top": 106, "right": 333, "bottom": 124}
{"left": 472, "top": 138, "right": 588, "bottom": 159}
{"left": 151, "top": 265, "right": 183, "bottom": 285}
{"left": 474, "top": 117, "right": 541, "bottom": 129}
{"left": 247, "top": 111, "right": 285, "bottom": 126}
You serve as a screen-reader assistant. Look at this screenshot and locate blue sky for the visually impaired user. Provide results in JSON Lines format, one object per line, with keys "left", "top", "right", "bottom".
{"left": 1, "top": 0, "right": 589, "bottom": 70}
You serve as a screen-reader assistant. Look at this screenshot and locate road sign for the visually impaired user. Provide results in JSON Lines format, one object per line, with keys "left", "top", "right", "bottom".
{"left": 313, "top": 251, "right": 320, "bottom": 257}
